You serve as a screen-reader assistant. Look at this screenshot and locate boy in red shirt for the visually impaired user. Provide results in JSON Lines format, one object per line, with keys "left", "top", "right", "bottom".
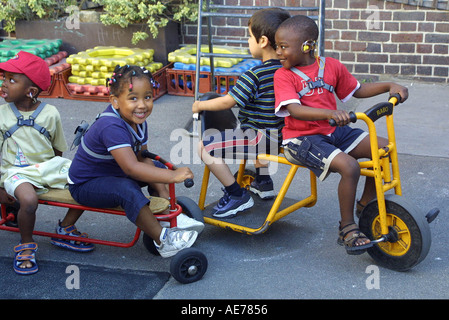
{"left": 273, "top": 15, "right": 408, "bottom": 255}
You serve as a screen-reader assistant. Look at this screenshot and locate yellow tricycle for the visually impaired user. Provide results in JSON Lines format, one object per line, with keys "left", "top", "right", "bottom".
{"left": 194, "top": 92, "right": 439, "bottom": 271}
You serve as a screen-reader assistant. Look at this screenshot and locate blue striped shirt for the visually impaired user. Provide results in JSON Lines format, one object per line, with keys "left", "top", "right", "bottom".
{"left": 229, "top": 59, "right": 284, "bottom": 140}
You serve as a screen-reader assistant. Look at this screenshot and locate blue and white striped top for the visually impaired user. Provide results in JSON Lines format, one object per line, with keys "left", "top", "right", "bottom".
{"left": 229, "top": 59, "right": 284, "bottom": 141}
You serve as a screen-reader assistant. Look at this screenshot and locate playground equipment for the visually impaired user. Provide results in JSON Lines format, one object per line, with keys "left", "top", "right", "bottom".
{"left": 196, "top": 92, "right": 439, "bottom": 271}
{"left": 0, "top": 151, "right": 207, "bottom": 284}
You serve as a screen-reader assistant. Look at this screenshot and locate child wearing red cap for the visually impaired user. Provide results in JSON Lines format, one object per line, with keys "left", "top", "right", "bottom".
{"left": 0, "top": 51, "right": 92, "bottom": 275}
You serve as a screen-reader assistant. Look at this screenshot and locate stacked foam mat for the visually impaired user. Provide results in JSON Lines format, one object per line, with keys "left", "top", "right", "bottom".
{"left": 166, "top": 45, "right": 262, "bottom": 96}
{"left": 0, "top": 39, "right": 70, "bottom": 98}
{"left": 65, "top": 46, "right": 166, "bottom": 101}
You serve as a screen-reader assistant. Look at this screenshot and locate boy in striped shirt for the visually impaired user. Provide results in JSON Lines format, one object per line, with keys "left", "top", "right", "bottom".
{"left": 192, "top": 8, "right": 290, "bottom": 218}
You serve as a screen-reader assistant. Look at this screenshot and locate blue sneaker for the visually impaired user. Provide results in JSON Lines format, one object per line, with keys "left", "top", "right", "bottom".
{"left": 213, "top": 188, "right": 254, "bottom": 218}
{"left": 249, "top": 178, "right": 275, "bottom": 200}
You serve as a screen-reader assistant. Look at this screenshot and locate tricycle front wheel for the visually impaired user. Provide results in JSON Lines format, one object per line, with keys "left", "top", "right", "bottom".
{"left": 359, "top": 194, "right": 431, "bottom": 271}
{"left": 170, "top": 248, "right": 208, "bottom": 284}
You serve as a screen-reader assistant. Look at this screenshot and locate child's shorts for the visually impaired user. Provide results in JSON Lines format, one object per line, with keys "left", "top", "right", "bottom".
{"left": 3, "top": 156, "right": 72, "bottom": 199}
{"left": 202, "top": 128, "right": 281, "bottom": 159}
{"left": 283, "top": 126, "right": 368, "bottom": 181}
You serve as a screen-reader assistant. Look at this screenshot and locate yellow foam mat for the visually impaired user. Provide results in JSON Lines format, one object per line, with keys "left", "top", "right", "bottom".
{"left": 168, "top": 45, "right": 248, "bottom": 68}
{"left": 66, "top": 46, "right": 162, "bottom": 86}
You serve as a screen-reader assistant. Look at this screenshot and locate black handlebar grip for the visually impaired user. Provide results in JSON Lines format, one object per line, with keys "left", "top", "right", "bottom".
{"left": 184, "top": 178, "right": 194, "bottom": 188}
{"left": 389, "top": 93, "right": 402, "bottom": 104}
{"left": 141, "top": 150, "right": 194, "bottom": 187}
{"left": 329, "top": 111, "right": 357, "bottom": 127}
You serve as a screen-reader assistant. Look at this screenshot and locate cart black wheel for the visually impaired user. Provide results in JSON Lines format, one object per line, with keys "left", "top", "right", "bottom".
{"left": 359, "top": 194, "right": 431, "bottom": 271}
{"left": 233, "top": 169, "right": 256, "bottom": 189}
{"left": 170, "top": 248, "right": 208, "bottom": 284}
{"left": 142, "top": 233, "right": 160, "bottom": 256}
{"left": 176, "top": 196, "right": 204, "bottom": 223}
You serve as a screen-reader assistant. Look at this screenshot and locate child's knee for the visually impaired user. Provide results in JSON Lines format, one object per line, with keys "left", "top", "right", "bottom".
{"left": 18, "top": 196, "right": 38, "bottom": 215}
{"left": 197, "top": 140, "right": 205, "bottom": 157}
{"left": 344, "top": 158, "right": 360, "bottom": 179}
{"left": 378, "top": 136, "right": 388, "bottom": 149}
{"left": 334, "top": 156, "right": 360, "bottom": 180}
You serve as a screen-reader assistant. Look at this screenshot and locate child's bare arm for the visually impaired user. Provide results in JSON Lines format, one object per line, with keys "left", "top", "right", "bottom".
{"left": 192, "top": 94, "right": 236, "bottom": 113}
{"left": 286, "top": 103, "right": 352, "bottom": 126}
{"left": 354, "top": 82, "right": 409, "bottom": 102}
{"left": 138, "top": 148, "right": 170, "bottom": 198}
{"left": 111, "top": 147, "right": 194, "bottom": 185}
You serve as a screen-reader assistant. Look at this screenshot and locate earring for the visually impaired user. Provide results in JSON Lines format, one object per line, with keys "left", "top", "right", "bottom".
{"left": 29, "top": 92, "right": 37, "bottom": 104}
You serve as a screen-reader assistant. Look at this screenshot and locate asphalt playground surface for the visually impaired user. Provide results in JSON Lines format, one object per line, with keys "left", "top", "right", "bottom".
{"left": 1, "top": 79, "right": 448, "bottom": 308}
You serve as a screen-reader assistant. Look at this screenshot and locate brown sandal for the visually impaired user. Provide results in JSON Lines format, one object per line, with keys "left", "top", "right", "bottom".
{"left": 338, "top": 222, "right": 372, "bottom": 255}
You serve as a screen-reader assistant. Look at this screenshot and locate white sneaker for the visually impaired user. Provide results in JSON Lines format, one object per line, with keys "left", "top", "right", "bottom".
{"left": 160, "top": 213, "right": 205, "bottom": 234}
{"left": 155, "top": 227, "right": 198, "bottom": 258}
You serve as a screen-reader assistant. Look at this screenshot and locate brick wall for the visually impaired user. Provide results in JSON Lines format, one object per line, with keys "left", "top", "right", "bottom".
{"left": 182, "top": 0, "right": 449, "bottom": 83}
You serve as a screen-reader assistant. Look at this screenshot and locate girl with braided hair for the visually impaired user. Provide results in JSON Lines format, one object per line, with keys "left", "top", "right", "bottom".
{"left": 58, "top": 65, "right": 202, "bottom": 258}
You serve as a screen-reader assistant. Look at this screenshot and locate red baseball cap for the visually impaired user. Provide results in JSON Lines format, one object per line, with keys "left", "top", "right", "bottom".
{"left": 0, "top": 51, "right": 51, "bottom": 91}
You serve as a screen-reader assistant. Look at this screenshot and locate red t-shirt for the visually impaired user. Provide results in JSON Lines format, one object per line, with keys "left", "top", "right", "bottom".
{"left": 274, "top": 57, "right": 359, "bottom": 140}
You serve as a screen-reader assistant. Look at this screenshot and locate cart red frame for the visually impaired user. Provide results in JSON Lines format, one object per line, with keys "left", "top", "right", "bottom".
{"left": 0, "top": 151, "right": 184, "bottom": 248}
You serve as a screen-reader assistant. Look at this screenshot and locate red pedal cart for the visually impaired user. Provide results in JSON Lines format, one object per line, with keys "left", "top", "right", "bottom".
{"left": 0, "top": 150, "right": 207, "bottom": 284}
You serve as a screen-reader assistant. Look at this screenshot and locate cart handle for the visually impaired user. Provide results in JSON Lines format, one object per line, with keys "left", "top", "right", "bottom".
{"left": 141, "top": 150, "right": 194, "bottom": 188}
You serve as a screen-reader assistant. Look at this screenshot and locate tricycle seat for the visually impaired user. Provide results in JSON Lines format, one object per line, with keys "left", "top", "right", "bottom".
{"left": 37, "top": 188, "right": 170, "bottom": 214}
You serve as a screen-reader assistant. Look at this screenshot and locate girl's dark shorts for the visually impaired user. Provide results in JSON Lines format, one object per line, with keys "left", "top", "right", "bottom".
{"left": 68, "top": 161, "right": 166, "bottom": 223}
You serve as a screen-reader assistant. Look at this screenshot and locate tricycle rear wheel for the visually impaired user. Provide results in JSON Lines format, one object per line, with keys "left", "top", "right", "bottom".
{"left": 234, "top": 169, "right": 256, "bottom": 189}
{"left": 359, "top": 194, "right": 431, "bottom": 271}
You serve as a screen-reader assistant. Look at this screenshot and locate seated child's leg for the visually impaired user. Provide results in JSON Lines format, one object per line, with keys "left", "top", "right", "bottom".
{"left": 199, "top": 141, "right": 235, "bottom": 187}
{"left": 69, "top": 176, "right": 150, "bottom": 223}
{"left": 135, "top": 205, "right": 163, "bottom": 244}
{"left": 349, "top": 135, "right": 389, "bottom": 208}
{"left": 329, "top": 152, "right": 361, "bottom": 227}
{"left": 255, "top": 159, "right": 269, "bottom": 177}
{"left": 51, "top": 208, "right": 94, "bottom": 252}
{"left": 13, "top": 182, "right": 39, "bottom": 270}
{"left": 14, "top": 182, "right": 38, "bottom": 244}
{"left": 330, "top": 153, "right": 370, "bottom": 249}
{"left": 199, "top": 141, "right": 254, "bottom": 217}
{"left": 59, "top": 208, "right": 84, "bottom": 227}
{"left": 250, "top": 160, "right": 275, "bottom": 200}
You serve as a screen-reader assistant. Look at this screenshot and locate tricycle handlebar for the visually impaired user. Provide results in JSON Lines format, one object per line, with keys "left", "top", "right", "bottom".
{"left": 329, "top": 112, "right": 357, "bottom": 127}
{"left": 329, "top": 93, "right": 402, "bottom": 127}
{"left": 141, "top": 150, "right": 194, "bottom": 188}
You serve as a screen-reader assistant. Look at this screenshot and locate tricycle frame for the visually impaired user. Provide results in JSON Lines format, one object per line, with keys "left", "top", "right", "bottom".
{"left": 198, "top": 95, "right": 403, "bottom": 240}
